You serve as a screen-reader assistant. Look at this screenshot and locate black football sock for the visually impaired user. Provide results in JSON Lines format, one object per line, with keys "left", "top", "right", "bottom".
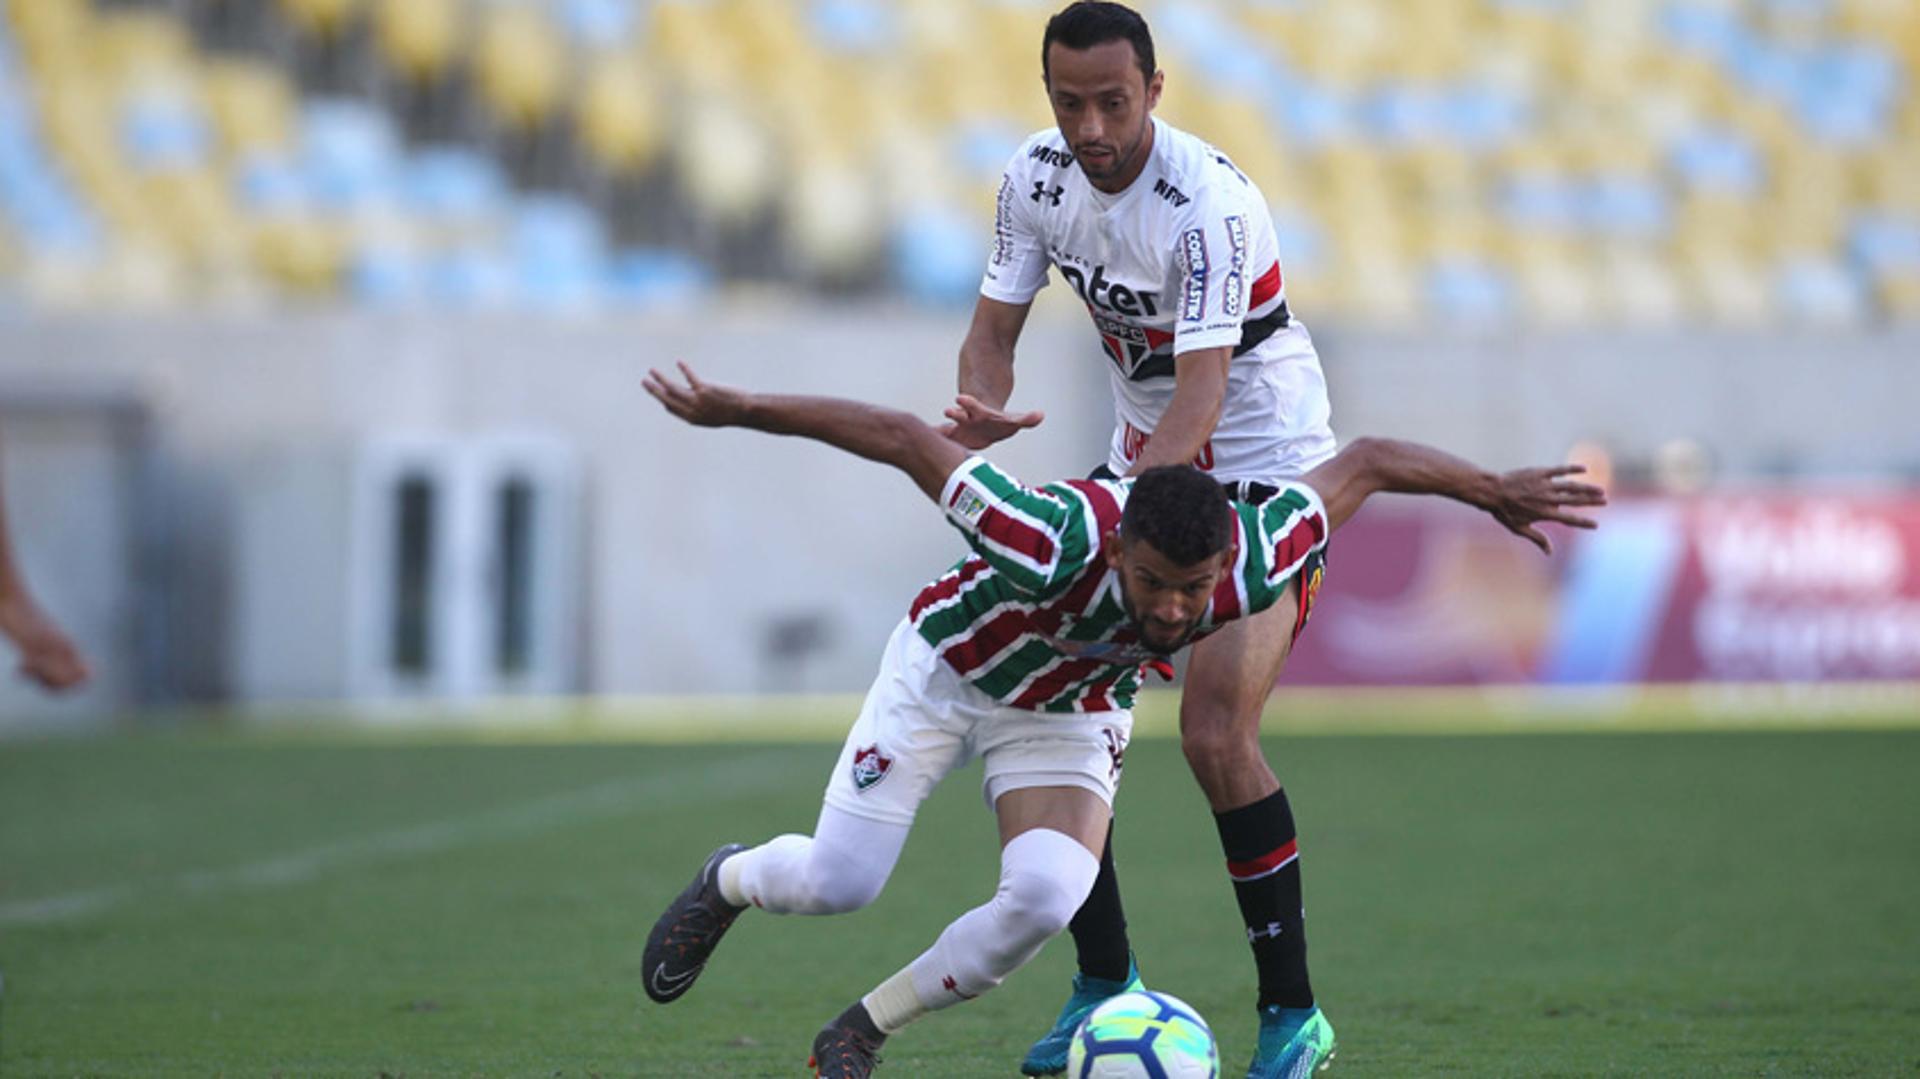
{"left": 838, "top": 1001, "right": 887, "bottom": 1045}
{"left": 1066, "top": 827, "right": 1133, "bottom": 982}
{"left": 1215, "top": 788, "right": 1314, "bottom": 1009}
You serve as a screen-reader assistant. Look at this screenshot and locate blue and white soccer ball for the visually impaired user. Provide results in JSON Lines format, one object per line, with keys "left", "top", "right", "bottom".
{"left": 1067, "top": 989, "right": 1220, "bottom": 1078}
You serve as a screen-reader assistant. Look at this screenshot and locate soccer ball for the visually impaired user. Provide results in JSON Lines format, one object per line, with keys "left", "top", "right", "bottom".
{"left": 1067, "top": 989, "right": 1219, "bottom": 1078}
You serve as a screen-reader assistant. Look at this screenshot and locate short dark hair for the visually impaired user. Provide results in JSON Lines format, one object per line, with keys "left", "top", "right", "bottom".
{"left": 1120, "top": 466, "right": 1233, "bottom": 567}
{"left": 1042, "top": 1, "right": 1156, "bottom": 85}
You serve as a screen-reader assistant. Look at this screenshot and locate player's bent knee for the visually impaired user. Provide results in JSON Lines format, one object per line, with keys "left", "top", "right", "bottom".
{"left": 993, "top": 828, "right": 1100, "bottom": 950}
{"left": 1180, "top": 722, "right": 1261, "bottom": 773}
{"left": 998, "top": 865, "right": 1081, "bottom": 943}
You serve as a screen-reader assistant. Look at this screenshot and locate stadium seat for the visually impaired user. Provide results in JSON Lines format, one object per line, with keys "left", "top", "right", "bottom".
{"left": 371, "top": 0, "right": 458, "bottom": 84}
{"left": 298, "top": 98, "right": 401, "bottom": 210}
{"left": 575, "top": 51, "right": 663, "bottom": 177}
{"left": 202, "top": 59, "right": 298, "bottom": 158}
{"left": 276, "top": 0, "right": 362, "bottom": 41}
{"left": 474, "top": 3, "right": 565, "bottom": 132}
{"left": 1776, "top": 254, "right": 1869, "bottom": 323}
{"left": 0, "top": 0, "right": 1910, "bottom": 319}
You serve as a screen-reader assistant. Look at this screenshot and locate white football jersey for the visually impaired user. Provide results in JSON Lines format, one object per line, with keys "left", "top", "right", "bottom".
{"left": 982, "top": 117, "right": 1336, "bottom": 483}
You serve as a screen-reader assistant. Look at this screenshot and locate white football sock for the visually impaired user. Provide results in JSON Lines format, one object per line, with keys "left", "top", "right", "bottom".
{"left": 719, "top": 804, "right": 909, "bottom": 915}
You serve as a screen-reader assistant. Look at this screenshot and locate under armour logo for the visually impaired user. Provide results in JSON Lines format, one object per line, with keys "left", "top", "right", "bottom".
{"left": 1247, "top": 921, "right": 1284, "bottom": 942}
{"left": 1031, "top": 181, "right": 1064, "bottom": 206}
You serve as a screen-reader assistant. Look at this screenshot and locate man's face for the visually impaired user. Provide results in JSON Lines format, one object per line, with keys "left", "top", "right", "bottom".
{"left": 1044, "top": 39, "right": 1162, "bottom": 190}
{"left": 1101, "top": 532, "right": 1230, "bottom": 654}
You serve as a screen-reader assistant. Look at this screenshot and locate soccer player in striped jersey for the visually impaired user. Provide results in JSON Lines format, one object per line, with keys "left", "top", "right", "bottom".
{"left": 639, "top": 363, "right": 1603, "bottom": 1078}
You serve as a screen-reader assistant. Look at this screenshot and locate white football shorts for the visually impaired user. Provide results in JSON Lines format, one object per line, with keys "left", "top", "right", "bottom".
{"left": 821, "top": 619, "right": 1133, "bottom": 826}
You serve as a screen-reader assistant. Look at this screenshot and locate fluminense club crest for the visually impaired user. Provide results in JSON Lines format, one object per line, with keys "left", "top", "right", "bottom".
{"left": 850, "top": 744, "right": 894, "bottom": 791}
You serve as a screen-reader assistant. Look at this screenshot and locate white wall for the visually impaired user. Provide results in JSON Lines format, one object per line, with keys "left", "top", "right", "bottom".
{"left": 0, "top": 302, "right": 1914, "bottom": 711}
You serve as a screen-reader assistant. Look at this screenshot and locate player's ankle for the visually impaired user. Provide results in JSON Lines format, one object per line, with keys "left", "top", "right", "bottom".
{"left": 837, "top": 1001, "right": 888, "bottom": 1046}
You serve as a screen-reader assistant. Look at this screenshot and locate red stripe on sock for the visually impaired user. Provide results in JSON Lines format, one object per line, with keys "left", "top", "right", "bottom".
{"left": 1226, "top": 838, "right": 1299, "bottom": 881}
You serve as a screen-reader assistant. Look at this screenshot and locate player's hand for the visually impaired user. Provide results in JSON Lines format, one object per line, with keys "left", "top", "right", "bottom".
{"left": 938, "top": 395, "right": 1044, "bottom": 450}
{"left": 1487, "top": 464, "right": 1607, "bottom": 555}
{"left": 0, "top": 596, "right": 90, "bottom": 691}
{"left": 644, "top": 362, "right": 749, "bottom": 428}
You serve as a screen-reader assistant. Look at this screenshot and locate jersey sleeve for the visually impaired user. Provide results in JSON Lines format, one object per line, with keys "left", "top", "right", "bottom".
{"left": 980, "top": 150, "right": 1051, "bottom": 304}
{"left": 1242, "top": 481, "right": 1331, "bottom": 613}
{"left": 938, "top": 456, "right": 1091, "bottom": 598}
{"left": 1170, "top": 186, "right": 1259, "bottom": 355}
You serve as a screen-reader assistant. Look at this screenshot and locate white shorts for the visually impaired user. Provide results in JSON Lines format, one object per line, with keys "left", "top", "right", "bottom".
{"left": 821, "top": 620, "right": 1133, "bottom": 827}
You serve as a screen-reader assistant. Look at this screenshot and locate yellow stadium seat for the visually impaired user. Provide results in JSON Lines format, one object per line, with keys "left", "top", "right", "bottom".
{"left": 576, "top": 53, "right": 665, "bottom": 176}
{"left": 1680, "top": 244, "right": 1770, "bottom": 326}
{"left": 95, "top": 10, "right": 194, "bottom": 79}
{"left": 202, "top": 59, "right": 298, "bottom": 157}
{"left": 1876, "top": 271, "right": 1920, "bottom": 321}
{"left": 1510, "top": 240, "right": 1600, "bottom": 325}
{"left": 144, "top": 166, "right": 241, "bottom": 260}
{"left": 373, "top": 0, "right": 460, "bottom": 83}
{"left": 1860, "top": 145, "right": 1920, "bottom": 209}
{"left": 675, "top": 98, "right": 777, "bottom": 229}
{"left": 277, "top": 0, "right": 362, "bottom": 39}
{"left": 97, "top": 240, "right": 185, "bottom": 308}
{"left": 1602, "top": 243, "right": 1685, "bottom": 326}
{"left": 1338, "top": 248, "right": 1421, "bottom": 326}
{"left": 475, "top": 4, "right": 566, "bottom": 129}
{"left": 783, "top": 153, "right": 886, "bottom": 282}
{"left": 6, "top": 0, "right": 92, "bottom": 64}
{"left": 253, "top": 218, "right": 346, "bottom": 293}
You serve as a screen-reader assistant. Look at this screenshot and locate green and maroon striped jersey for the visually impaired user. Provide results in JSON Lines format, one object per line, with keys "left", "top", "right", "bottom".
{"left": 910, "top": 456, "right": 1330, "bottom": 713}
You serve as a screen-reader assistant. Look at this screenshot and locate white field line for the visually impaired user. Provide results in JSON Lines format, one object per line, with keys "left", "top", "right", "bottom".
{"left": 0, "top": 750, "right": 800, "bottom": 929}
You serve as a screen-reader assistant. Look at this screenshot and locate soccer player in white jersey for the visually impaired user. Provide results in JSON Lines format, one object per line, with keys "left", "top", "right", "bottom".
{"left": 940, "top": 4, "right": 1348, "bottom": 1074}
{"left": 639, "top": 363, "right": 1603, "bottom": 1078}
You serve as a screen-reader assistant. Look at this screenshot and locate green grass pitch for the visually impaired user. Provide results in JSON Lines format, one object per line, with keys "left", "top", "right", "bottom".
{"left": 2, "top": 720, "right": 1917, "bottom": 1076}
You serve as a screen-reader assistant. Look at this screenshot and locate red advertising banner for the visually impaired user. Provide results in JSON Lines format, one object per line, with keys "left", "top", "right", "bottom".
{"left": 1281, "top": 492, "right": 1920, "bottom": 685}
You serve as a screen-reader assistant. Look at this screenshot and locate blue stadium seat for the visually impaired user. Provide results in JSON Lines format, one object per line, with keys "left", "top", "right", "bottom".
{"left": 1668, "top": 128, "right": 1764, "bottom": 197}
{"left": 606, "top": 248, "right": 714, "bottom": 306}
{"left": 1364, "top": 83, "right": 1451, "bottom": 147}
{"left": 0, "top": 91, "right": 98, "bottom": 255}
{"left": 1442, "top": 84, "right": 1528, "bottom": 151}
{"left": 560, "top": 0, "right": 639, "bottom": 51}
{"left": 349, "top": 244, "right": 423, "bottom": 305}
{"left": 1426, "top": 257, "right": 1514, "bottom": 322}
{"left": 892, "top": 207, "right": 982, "bottom": 306}
{"left": 810, "top": 0, "right": 895, "bottom": 54}
{"left": 1583, "top": 174, "right": 1670, "bottom": 238}
{"left": 236, "top": 151, "right": 309, "bottom": 214}
{"left": 1775, "top": 256, "right": 1867, "bottom": 322}
{"left": 427, "top": 247, "right": 515, "bottom": 306}
{"left": 300, "top": 98, "right": 402, "bottom": 210}
{"left": 1847, "top": 212, "right": 1920, "bottom": 274}
{"left": 1502, "top": 172, "right": 1582, "bottom": 234}
{"left": 402, "top": 147, "right": 506, "bottom": 222}
{"left": 121, "top": 83, "right": 212, "bottom": 173}
{"left": 513, "top": 194, "right": 608, "bottom": 308}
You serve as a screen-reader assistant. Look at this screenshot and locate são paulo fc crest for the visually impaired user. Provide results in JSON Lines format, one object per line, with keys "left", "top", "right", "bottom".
{"left": 851, "top": 744, "right": 894, "bottom": 791}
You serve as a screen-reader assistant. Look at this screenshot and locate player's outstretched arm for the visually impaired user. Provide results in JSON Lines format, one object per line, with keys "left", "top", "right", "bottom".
{"left": 0, "top": 466, "right": 90, "bottom": 691}
{"left": 1304, "top": 437, "right": 1607, "bottom": 554}
{"left": 644, "top": 362, "right": 971, "bottom": 502}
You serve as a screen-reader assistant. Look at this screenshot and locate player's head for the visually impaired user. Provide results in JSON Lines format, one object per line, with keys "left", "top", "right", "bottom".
{"left": 1041, "top": 2, "right": 1163, "bottom": 190}
{"left": 1102, "top": 465, "right": 1234, "bottom": 653}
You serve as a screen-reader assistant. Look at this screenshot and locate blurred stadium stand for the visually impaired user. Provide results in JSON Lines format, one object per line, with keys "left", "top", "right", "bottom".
{"left": 0, "top": 0, "right": 1913, "bottom": 321}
